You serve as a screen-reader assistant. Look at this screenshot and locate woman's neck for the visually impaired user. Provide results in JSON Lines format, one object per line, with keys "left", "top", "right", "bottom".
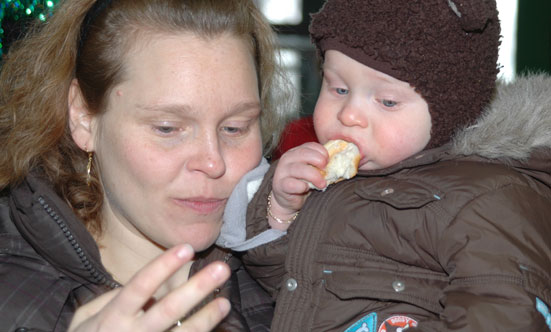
{"left": 97, "top": 216, "right": 193, "bottom": 297}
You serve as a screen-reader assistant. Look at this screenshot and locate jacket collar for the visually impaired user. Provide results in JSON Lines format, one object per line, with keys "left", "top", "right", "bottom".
{"left": 451, "top": 74, "right": 551, "bottom": 163}
{"left": 9, "top": 174, "right": 118, "bottom": 289}
{"left": 357, "top": 145, "right": 451, "bottom": 177}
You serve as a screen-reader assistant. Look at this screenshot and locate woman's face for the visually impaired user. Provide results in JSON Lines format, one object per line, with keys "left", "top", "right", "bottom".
{"left": 90, "top": 33, "right": 262, "bottom": 251}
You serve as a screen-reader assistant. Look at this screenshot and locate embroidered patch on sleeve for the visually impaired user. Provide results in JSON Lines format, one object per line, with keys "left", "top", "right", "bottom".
{"left": 377, "top": 315, "right": 418, "bottom": 332}
{"left": 536, "top": 297, "right": 551, "bottom": 330}
{"left": 344, "top": 313, "right": 377, "bottom": 332}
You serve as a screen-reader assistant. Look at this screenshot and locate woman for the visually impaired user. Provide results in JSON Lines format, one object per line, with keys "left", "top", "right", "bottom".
{"left": 242, "top": 0, "right": 551, "bottom": 331}
{"left": 0, "top": 0, "right": 294, "bottom": 331}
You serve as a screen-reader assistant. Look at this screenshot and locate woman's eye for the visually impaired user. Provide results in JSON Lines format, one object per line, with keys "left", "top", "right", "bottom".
{"left": 382, "top": 99, "right": 397, "bottom": 107}
{"left": 224, "top": 127, "right": 240, "bottom": 134}
{"left": 335, "top": 88, "right": 349, "bottom": 95}
{"left": 222, "top": 125, "right": 248, "bottom": 136}
{"left": 154, "top": 125, "right": 178, "bottom": 135}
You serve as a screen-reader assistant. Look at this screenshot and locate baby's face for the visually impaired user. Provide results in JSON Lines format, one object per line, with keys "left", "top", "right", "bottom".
{"left": 313, "top": 50, "right": 431, "bottom": 171}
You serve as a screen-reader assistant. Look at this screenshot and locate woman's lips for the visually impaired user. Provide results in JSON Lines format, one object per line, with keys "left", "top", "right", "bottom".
{"left": 173, "top": 198, "right": 227, "bottom": 214}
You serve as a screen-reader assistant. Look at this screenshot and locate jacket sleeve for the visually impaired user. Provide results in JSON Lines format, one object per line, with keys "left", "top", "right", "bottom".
{"left": 422, "top": 182, "right": 551, "bottom": 331}
{"left": 241, "top": 161, "right": 289, "bottom": 298}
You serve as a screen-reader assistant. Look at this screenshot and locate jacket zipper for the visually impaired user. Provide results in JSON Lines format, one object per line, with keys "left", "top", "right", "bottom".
{"left": 38, "top": 196, "right": 119, "bottom": 289}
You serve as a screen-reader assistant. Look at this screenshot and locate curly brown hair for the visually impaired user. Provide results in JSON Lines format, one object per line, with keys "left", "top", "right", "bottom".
{"left": 0, "top": 0, "right": 295, "bottom": 236}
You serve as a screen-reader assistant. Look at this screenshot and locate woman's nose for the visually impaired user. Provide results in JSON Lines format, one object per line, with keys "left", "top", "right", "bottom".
{"left": 337, "top": 102, "right": 368, "bottom": 128}
{"left": 185, "top": 137, "right": 226, "bottom": 179}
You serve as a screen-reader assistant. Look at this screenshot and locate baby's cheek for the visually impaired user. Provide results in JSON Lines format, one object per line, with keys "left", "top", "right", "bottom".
{"left": 379, "top": 131, "right": 419, "bottom": 163}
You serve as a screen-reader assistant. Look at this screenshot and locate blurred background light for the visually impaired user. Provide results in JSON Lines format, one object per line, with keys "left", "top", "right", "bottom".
{"left": 496, "top": 0, "right": 518, "bottom": 82}
{"left": 256, "top": 0, "right": 302, "bottom": 25}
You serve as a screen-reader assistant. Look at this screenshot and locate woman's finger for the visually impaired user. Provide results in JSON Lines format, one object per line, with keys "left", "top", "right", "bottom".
{"left": 68, "top": 289, "right": 121, "bottom": 331}
{"left": 141, "top": 261, "right": 231, "bottom": 331}
{"left": 174, "top": 297, "right": 231, "bottom": 332}
{"left": 105, "top": 244, "right": 195, "bottom": 317}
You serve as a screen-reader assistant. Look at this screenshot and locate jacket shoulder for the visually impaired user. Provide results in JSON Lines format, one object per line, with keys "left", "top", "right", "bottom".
{"left": 1, "top": 196, "right": 76, "bottom": 331}
{"left": 400, "top": 157, "right": 550, "bottom": 204}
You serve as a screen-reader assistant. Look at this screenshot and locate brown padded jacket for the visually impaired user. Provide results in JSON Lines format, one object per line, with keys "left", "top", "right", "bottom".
{"left": 243, "top": 75, "right": 551, "bottom": 331}
{"left": 0, "top": 175, "right": 274, "bottom": 331}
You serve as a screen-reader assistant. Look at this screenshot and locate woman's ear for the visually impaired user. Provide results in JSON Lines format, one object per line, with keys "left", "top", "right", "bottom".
{"left": 68, "top": 79, "right": 95, "bottom": 151}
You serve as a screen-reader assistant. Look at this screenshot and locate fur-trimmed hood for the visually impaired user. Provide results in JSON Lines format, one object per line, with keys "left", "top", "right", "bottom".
{"left": 452, "top": 74, "right": 551, "bottom": 162}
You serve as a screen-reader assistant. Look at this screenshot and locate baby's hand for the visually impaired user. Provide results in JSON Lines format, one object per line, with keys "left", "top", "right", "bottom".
{"left": 268, "top": 142, "right": 328, "bottom": 230}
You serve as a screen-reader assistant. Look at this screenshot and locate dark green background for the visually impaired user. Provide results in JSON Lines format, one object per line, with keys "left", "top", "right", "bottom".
{"left": 516, "top": 1, "right": 551, "bottom": 75}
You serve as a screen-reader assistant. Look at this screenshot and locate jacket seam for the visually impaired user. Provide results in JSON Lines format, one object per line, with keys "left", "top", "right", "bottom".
{"left": 452, "top": 274, "right": 523, "bottom": 286}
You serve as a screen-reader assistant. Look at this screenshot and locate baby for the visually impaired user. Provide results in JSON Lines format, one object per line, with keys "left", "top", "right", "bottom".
{"left": 220, "top": 0, "right": 551, "bottom": 331}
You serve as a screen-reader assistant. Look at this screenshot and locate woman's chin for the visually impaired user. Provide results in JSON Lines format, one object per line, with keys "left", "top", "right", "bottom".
{"left": 166, "top": 225, "right": 221, "bottom": 253}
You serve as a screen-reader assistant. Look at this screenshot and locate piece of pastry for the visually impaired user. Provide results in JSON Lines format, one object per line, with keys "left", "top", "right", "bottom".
{"left": 309, "top": 139, "right": 360, "bottom": 190}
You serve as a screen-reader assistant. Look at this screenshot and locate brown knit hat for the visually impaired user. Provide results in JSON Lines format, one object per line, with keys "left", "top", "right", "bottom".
{"left": 310, "top": 0, "right": 501, "bottom": 149}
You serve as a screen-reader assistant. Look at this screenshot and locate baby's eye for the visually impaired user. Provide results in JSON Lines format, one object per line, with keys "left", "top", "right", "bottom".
{"left": 335, "top": 88, "right": 349, "bottom": 95}
{"left": 381, "top": 99, "right": 397, "bottom": 107}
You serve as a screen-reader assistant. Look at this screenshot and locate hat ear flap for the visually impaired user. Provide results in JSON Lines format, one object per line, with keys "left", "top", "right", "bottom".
{"left": 446, "top": 0, "right": 496, "bottom": 32}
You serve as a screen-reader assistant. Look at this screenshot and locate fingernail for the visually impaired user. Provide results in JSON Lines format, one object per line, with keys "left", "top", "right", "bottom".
{"left": 176, "top": 244, "right": 194, "bottom": 259}
{"left": 218, "top": 298, "right": 231, "bottom": 314}
{"left": 210, "top": 263, "right": 228, "bottom": 281}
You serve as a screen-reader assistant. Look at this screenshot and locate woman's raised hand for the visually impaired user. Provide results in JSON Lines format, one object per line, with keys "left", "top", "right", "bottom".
{"left": 68, "top": 244, "right": 231, "bottom": 332}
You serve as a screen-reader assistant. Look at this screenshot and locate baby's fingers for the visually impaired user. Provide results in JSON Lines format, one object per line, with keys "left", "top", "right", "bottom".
{"left": 278, "top": 164, "right": 322, "bottom": 195}
{"left": 282, "top": 142, "right": 328, "bottom": 170}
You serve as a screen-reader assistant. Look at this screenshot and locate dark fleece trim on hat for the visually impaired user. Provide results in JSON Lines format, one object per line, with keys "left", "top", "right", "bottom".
{"left": 310, "top": 0, "right": 501, "bottom": 149}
